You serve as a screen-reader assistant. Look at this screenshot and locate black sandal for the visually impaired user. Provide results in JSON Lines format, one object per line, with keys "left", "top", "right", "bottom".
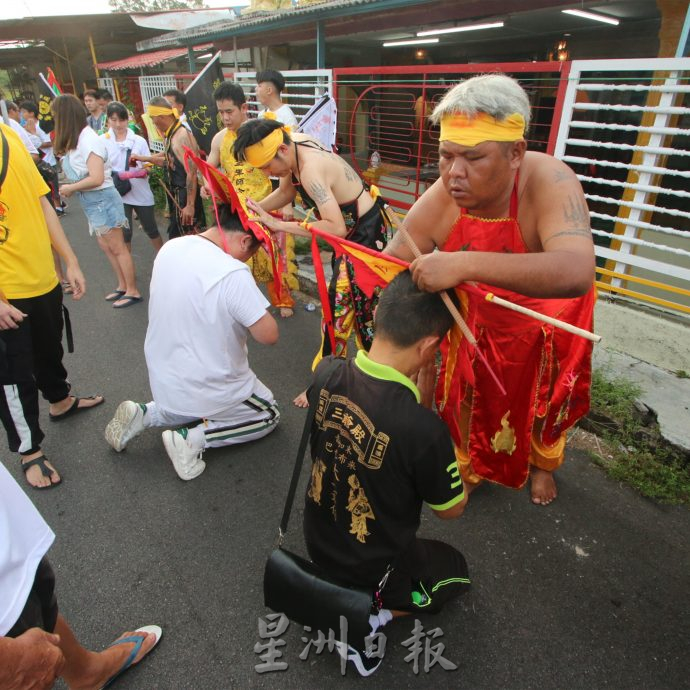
{"left": 49, "top": 395, "right": 105, "bottom": 422}
{"left": 22, "top": 455, "right": 62, "bottom": 490}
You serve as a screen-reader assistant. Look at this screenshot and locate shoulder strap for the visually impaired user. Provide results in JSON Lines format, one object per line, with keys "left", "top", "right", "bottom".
{"left": 0, "top": 127, "right": 9, "bottom": 192}
{"left": 278, "top": 356, "right": 343, "bottom": 541}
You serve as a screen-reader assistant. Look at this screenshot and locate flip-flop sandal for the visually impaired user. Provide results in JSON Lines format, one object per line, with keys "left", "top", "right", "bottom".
{"left": 49, "top": 395, "right": 105, "bottom": 422}
{"left": 113, "top": 296, "right": 143, "bottom": 309}
{"left": 99, "top": 625, "right": 162, "bottom": 690}
{"left": 22, "top": 455, "right": 61, "bottom": 490}
{"left": 105, "top": 290, "right": 126, "bottom": 302}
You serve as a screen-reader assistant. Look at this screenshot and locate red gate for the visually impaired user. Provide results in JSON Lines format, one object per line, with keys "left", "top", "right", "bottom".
{"left": 332, "top": 62, "right": 571, "bottom": 212}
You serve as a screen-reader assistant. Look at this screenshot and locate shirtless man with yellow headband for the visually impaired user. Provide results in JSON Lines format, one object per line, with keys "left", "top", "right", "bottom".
{"left": 234, "top": 117, "right": 392, "bottom": 407}
{"left": 386, "top": 74, "right": 595, "bottom": 506}
{"left": 132, "top": 96, "right": 205, "bottom": 238}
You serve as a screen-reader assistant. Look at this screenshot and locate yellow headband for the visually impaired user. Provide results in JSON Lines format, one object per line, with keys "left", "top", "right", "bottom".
{"left": 244, "top": 127, "right": 286, "bottom": 168}
{"left": 146, "top": 105, "right": 178, "bottom": 119}
{"left": 440, "top": 112, "right": 525, "bottom": 147}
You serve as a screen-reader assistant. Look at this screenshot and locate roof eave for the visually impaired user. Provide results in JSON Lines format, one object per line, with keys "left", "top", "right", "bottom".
{"left": 136, "top": 0, "right": 436, "bottom": 51}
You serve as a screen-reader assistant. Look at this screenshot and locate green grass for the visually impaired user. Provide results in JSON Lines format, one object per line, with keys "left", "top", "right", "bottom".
{"left": 294, "top": 235, "right": 333, "bottom": 255}
{"left": 147, "top": 166, "right": 168, "bottom": 211}
{"left": 586, "top": 370, "right": 690, "bottom": 505}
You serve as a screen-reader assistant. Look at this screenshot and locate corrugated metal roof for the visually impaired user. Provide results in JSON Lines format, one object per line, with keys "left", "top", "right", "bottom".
{"left": 98, "top": 45, "right": 211, "bottom": 71}
{"left": 136, "top": 0, "right": 405, "bottom": 51}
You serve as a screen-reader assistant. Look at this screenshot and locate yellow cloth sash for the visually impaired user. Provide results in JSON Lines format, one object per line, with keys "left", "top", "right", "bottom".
{"left": 146, "top": 105, "right": 179, "bottom": 119}
{"left": 141, "top": 113, "right": 163, "bottom": 143}
{"left": 440, "top": 112, "right": 525, "bottom": 147}
{"left": 244, "top": 127, "right": 287, "bottom": 168}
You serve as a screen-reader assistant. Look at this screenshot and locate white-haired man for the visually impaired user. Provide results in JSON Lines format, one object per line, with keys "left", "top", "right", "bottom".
{"left": 386, "top": 74, "right": 595, "bottom": 506}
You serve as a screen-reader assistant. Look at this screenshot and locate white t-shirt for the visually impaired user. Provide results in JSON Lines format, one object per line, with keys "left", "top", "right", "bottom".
{"left": 0, "top": 462, "right": 55, "bottom": 636}
{"left": 7, "top": 118, "right": 38, "bottom": 155}
{"left": 35, "top": 123, "right": 56, "bottom": 166}
{"left": 102, "top": 128, "right": 155, "bottom": 207}
{"left": 63, "top": 126, "right": 113, "bottom": 190}
{"left": 145, "top": 236, "right": 271, "bottom": 417}
{"left": 260, "top": 104, "right": 298, "bottom": 129}
{"left": 179, "top": 112, "right": 192, "bottom": 132}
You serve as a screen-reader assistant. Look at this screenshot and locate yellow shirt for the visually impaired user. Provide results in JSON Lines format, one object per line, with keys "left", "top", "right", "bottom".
{"left": 0, "top": 124, "right": 57, "bottom": 299}
{"left": 219, "top": 128, "right": 272, "bottom": 203}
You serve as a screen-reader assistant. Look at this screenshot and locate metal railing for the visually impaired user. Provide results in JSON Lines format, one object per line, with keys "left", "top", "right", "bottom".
{"left": 554, "top": 58, "right": 690, "bottom": 317}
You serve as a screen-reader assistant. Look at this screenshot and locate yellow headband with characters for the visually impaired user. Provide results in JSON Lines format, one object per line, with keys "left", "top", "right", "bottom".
{"left": 440, "top": 112, "right": 525, "bottom": 147}
{"left": 146, "top": 105, "right": 179, "bottom": 119}
{"left": 244, "top": 127, "right": 288, "bottom": 168}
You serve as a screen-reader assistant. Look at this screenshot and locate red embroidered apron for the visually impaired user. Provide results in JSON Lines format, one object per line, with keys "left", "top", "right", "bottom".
{"left": 435, "top": 182, "right": 595, "bottom": 489}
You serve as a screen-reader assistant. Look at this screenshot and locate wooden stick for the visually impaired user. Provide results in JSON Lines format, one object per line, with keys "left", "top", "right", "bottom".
{"left": 389, "top": 206, "right": 601, "bottom": 344}
{"left": 396, "top": 225, "right": 477, "bottom": 345}
{"left": 484, "top": 292, "right": 602, "bottom": 343}
{"left": 396, "top": 224, "right": 507, "bottom": 396}
{"left": 156, "top": 176, "right": 184, "bottom": 215}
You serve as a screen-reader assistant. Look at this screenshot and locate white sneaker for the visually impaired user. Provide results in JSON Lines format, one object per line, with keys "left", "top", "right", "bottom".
{"left": 162, "top": 429, "right": 206, "bottom": 481}
{"left": 105, "top": 401, "right": 146, "bottom": 452}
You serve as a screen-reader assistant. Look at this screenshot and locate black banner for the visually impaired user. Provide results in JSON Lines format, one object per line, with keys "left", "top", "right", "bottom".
{"left": 37, "top": 73, "right": 55, "bottom": 133}
{"left": 184, "top": 53, "right": 223, "bottom": 155}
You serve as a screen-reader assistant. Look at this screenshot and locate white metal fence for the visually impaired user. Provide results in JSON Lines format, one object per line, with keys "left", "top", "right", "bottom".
{"left": 554, "top": 58, "right": 690, "bottom": 317}
{"left": 138, "top": 75, "right": 178, "bottom": 108}
{"left": 97, "top": 77, "right": 115, "bottom": 98}
{"left": 138, "top": 75, "right": 178, "bottom": 152}
{"left": 231, "top": 69, "right": 333, "bottom": 122}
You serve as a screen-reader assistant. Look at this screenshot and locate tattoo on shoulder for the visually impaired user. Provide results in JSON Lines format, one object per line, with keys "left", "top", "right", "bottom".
{"left": 307, "top": 180, "right": 332, "bottom": 206}
{"left": 542, "top": 228, "right": 592, "bottom": 245}
{"left": 339, "top": 157, "right": 358, "bottom": 182}
{"left": 563, "top": 194, "right": 590, "bottom": 227}
{"left": 553, "top": 169, "right": 572, "bottom": 183}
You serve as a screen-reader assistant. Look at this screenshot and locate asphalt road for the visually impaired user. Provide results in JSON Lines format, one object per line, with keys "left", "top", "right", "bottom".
{"left": 4, "top": 208, "right": 689, "bottom": 689}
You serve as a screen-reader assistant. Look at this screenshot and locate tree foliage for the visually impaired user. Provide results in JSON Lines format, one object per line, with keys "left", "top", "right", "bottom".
{"left": 109, "top": 0, "right": 206, "bottom": 12}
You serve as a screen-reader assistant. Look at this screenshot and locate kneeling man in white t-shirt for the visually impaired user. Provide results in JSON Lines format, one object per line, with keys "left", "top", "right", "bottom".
{"left": 104, "top": 205, "right": 280, "bottom": 480}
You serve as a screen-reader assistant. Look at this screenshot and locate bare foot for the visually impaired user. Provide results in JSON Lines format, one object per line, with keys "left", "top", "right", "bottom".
{"left": 530, "top": 467, "right": 557, "bottom": 506}
{"left": 293, "top": 390, "right": 309, "bottom": 408}
{"left": 464, "top": 478, "right": 482, "bottom": 496}
{"left": 71, "top": 628, "right": 160, "bottom": 690}
{"left": 280, "top": 307, "right": 294, "bottom": 318}
{"left": 21, "top": 452, "right": 61, "bottom": 488}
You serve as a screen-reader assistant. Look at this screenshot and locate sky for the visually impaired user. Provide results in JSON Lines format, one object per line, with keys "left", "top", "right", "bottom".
{"left": 1, "top": 1, "right": 249, "bottom": 20}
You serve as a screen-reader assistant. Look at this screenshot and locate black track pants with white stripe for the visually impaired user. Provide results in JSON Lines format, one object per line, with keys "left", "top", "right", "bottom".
{"left": 0, "top": 285, "right": 70, "bottom": 454}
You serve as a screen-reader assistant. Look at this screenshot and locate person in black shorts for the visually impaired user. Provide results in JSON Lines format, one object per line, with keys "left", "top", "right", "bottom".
{"left": 132, "top": 96, "right": 205, "bottom": 239}
{"left": 303, "top": 271, "right": 470, "bottom": 676}
{"left": 0, "top": 463, "right": 161, "bottom": 689}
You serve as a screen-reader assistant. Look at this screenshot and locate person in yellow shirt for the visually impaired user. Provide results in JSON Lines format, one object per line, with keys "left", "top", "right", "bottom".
{"left": 205, "top": 81, "right": 297, "bottom": 317}
{"left": 0, "top": 123, "right": 103, "bottom": 489}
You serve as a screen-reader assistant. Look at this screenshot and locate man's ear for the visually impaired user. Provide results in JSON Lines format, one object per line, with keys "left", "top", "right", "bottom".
{"left": 417, "top": 335, "right": 441, "bottom": 364}
{"left": 509, "top": 140, "right": 527, "bottom": 169}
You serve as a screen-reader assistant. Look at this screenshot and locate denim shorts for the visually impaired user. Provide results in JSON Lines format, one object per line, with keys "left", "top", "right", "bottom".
{"left": 77, "top": 186, "right": 129, "bottom": 237}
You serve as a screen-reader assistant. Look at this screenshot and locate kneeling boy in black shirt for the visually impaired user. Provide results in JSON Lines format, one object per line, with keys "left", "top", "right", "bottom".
{"left": 304, "top": 271, "right": 469, "bottom": 676}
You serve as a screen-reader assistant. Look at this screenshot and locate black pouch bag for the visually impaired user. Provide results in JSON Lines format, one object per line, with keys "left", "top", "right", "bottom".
{"left": 264, "top": 548, "right": 375, "bottom": 644}
{"left": 111, "top": 148, "right": 132, "bottom": 196}
{"left": 263, "top": 358, "right": 389, "bottom": 644}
